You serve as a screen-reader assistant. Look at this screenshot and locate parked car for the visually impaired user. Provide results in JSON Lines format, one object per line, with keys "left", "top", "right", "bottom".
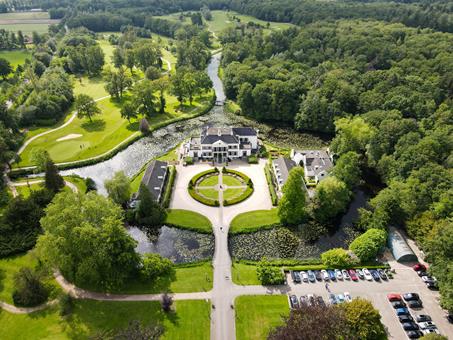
{"left": 402, "top": 322, "right": 419, "bottom": 331}
{"left": 416, "top": 270, "right": 427, "bottom": 277}
{"left": 392, "top": 301, "right": 407, "bottom": 309}
{"left": 426, "top": 281, "right": 439, "bottom": 290}
{"left": 335, "top": 269, "right": 343, "bottom": 280}
{"left": 413, "top": 263, "right": 427, "bottom": 271}
{"left": 307, "top": 294, "right": 315, "bottom": 306}
{"left": 321, "top": 270, "right": 330, "bottom": 281}
{"left": 348, "top": 269, "right": 358, "bottom": 281}
{"left": 300, "top": 271, "right": 309, "bottom": 282}
{"left": 406, "top": 330, "right": 423, "bottom": 339}
{"left": 344, "top": 292, "right": 352, "bottom": 302}
{"left": 370, "top": 269, "right": 381, "bottom": 281}
{"left": 328, "top": 270, "right": 337, "bottom": 281}
{"left": 447, "top": 313, "right": 453, "bottom": 324}
{"left": 356, "top": 269, "right": 365, "bottom": 280}
{"left": 403, "top": 293, "right": 420, "bottom": 301}
{"left": 316, "top": 295, "right": 326, "bottom": 307}
{"left": 415, "top": 315, "right": 432, "bottom": 323}
{"left": 328, "top": 293, "right": 337, "bottom": 305}
{"left": 307, "top": 270, "right": 316, "bottom": 282}
{"left": 363, "top": 268, "right": 373, "bottom": 281}
{"left": 396, "top": 308, "right": 410, "bottom": 316}
{"left": 291, "top": 270, "right": 301, "bottom": 283}
{"left": 314, "top": 270, "right": 322, "bottom": 281}
{"left": 289, "top": 295, "right": 299, "bottom": 309}
{"left": 399, "top": 315, "right": 413, "bottom": 323}
{"left": 408, "top": 300, "right": 423, "bottom": 309}
{"left": 336, "top": 294, "right": 345, "bottom": 303}
{"left": 421, "top": 275, "right": 437, "bottom": 284}
{"left": 387, "top": 293, "right": 402, "bottom": 302}
{"left": 377, "top": 269, "right": 388, "bottom": 280}
{"left": 422, "top": 328, "right": 440, "bottom": 335}
{"left": 342, "top": 269, "right": 351, "bottom": 280}
{"left": 300, "top": 295, "right": 308, "bottom": 306}
{"left": 418, "top": 321, "right": 437, "bottom": 330}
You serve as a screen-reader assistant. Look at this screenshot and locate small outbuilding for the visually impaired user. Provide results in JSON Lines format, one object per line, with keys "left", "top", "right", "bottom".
{"left": 388, "top": 227, "right": 418, "bottom": 263}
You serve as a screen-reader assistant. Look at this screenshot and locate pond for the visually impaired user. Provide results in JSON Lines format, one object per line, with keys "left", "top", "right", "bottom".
{"left": 127, "top": 225, "right": 215, "bottom": 264}
{"left": 229, "top": 188, "right": 370, "bottom": 261}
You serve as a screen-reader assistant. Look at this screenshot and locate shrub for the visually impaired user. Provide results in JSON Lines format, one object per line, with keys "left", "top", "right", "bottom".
{"left": 12, "top": 268, "right": 49, "bottom": 307}
{"left": 162, "top": 166, "right": 176, "bottom": 208}
{"left": 349, "top": 229, "right": 387, "bottom": 262}
{"left": 139, "top": 118, "right": 150, "bottom": 133}
{"left": 161, "top": 293, "right": 173, "bottom": 312}
{"left": 140, "top": 253, "right": 173, "bottom": 281}
{"left": 190, "top": 168, "right": 217, "bottom": 186}
{"left": 257, "top": 258, "right": 285, "bottom": 285}
{"left": 321, "top": 248, "right": 358, "bottom": 268}
{"left": 184, "top": 156, "right": 194, "bottom": 165}
{"left": 248, "top": 155, "right": 258, "bottom": 164}
{"left": 264, "top": 165, "right": 278, "bottom": 206}
{"left": 59, "top": 294, "right": 74, "bottom": 316}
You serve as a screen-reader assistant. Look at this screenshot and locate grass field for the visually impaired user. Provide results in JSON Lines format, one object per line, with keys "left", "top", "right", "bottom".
{"left": 83, "top": 261, "right": 213, "bottom": 294}
{"left": 223, "top": 187, "right": 245, "bottom": 200}
{"left": 235, "top": 295, "right": 289, "bottom": 340}
{"left": 232, "top": 262, "right": 260, "bottom": 285}
{"left": 165, "top": 209, "right": 213, "bottom": 233}
{"left": 222, "top": 174, "right": 243, "bottom": 187}
{"left": 0, "top": 11, "right": 59, "bottom": 34}
{"left": 0, "top": 50, "right": 31, "bottom": 68}
{"left": 198, "top": 174, "right": 219, "bottom": 187}
{"left": 0, "top": 299, "right": 210, "bottom": 340}
{"left": 198, "top": 188, "right": 218, "bottom": 200}
{"left": 14, "top": 182, "right": 42, "bottom": 197}
{"left": 229, "top": 209, "right": 280, "bottom": 233}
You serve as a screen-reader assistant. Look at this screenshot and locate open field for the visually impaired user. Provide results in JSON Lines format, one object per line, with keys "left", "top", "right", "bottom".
{"left": 235, "top": 295, "right": 288, "bottom": 340}
{"left": 232, "top": 262, "right": 260, "bottom": 285}
{"left": 0, "top": 11, "right": 59, "bottom": 34}
{"left": 0, "top": 50, "right": 31, "bottom": 68}
{"left": 165, "top": 209, "right": 213, "bottom": 233}
{"left": 229, "top": 209, "right": 280, "bottom": 233}
{"left": 198, "top": 174, "right": 219, "bottom": 187}
{"left": 0, "top": 299, "right": 211, "bottom": 340}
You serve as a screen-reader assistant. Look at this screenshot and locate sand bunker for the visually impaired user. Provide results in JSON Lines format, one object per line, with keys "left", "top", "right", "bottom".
{"left": 56, "top": 133, "right": 82, "bottom": 142}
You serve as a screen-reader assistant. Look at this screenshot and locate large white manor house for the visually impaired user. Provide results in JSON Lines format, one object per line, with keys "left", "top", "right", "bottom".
{"left": 185, "top": 126, "right": 258, "bottom": 162}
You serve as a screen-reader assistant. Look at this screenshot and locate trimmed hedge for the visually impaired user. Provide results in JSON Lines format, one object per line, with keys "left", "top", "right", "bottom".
{"left": 223, "top": 186, "right": 253, "bottom": 206}
{"left": 229, "top": 223, "right": 281, "bottom": 235}
{"left": 188, "top": 186, "right": 219, "bottom": 206}
{"left": 232, "top": 259, "right": 389, "bottom": 271}
{"left": 11, "top": 94, "right": 216, "bottom": 176}
{"left": 162, "top": 166, "right": 176, "bottom": 208}
{"left": 264, "top": 165, "right": 278, "bottom": 206}
{"left": 190, "top": 168, "right": 219, "bottom": 186}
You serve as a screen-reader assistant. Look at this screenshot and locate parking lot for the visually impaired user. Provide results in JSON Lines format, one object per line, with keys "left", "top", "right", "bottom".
{"left": 284, "top": 263, "right": 452, "bottom": 339}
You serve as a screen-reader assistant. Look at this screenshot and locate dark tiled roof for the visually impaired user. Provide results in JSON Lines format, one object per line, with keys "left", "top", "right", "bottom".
{"left": 201, "top": 134, "right": 239, "bottom": 144}
{"left": 141, "top": 160, "right": 168, "bottom": 201}
{"left": 232, "top": 127, "right": 257, "bottom": 136}
{"left": 273, "top": 157, "right": 296, "bottom": 186}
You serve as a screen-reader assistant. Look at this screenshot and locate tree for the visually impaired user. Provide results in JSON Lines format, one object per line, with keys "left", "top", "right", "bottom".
{"left": 134, "top": 43, "right": 161, "bottom": 71}
{"left": 311, "top": 177, "right": 351, "bottom": 224}
{"left": 145, "top": 66, "right": 161, "bottom": 80}
{"left": 161, "top": 293, "right": 173, "bottom": 312}
{"left": 0, "top": 58, "right": 12, "bottom": 80}
{"left": 30, "top": 148, "right": 50, "bottom": 172}
{"left": 349, "top": 229, "right": 387, "bottom": 262}
{"left": 132, "top": 80, "right": 158, "bottom": 117}
{"left": 278, "top": 167, "right": 306, "bottom": 225}
{"left": 104, "top": 171, "right": 131, "bottom": 206}
{"left": 120, "top": 102, "right": 138, "bottom": 122}
{"left": 151, "top": 78, "right": 169, "bottom": 113}
{"left": 37, "top": 191, "right": 140, "bottom": 289}
{"left": 135, "top": 184, "right": 167, "bottom": 226}
{"left": 140, "top": 253, "right": 173, "bottom": 281}
{"left": 12, "top": 268, "right": 48, "bottom": 307}
{"left": 113, "top": 320, "right": 164, "bottom": 340}
{"left": 44, "top": 159, "right": 65, "bottom": 193}
{"left": 339, "top": 298, "right": 386, "bottom": 340}
{"left": 104, "top": 66, "right": 132, "bottom": 99}
{"left": 75, "top": 94, "right": 101, "bottom": 122}
{"left": 321, "top": 248, "right": 358, "bottom": 268}
{"left": 330, "top": 116, "right": 375, "bottom": 154}
{"left": 269, "top": 304, "right": 349, "bottom": 340}
{"left": 256, "top": 258, "right": 285, "bottom": 285}
{"left": 331, "top": 151, "right": 361, "bottom": 189}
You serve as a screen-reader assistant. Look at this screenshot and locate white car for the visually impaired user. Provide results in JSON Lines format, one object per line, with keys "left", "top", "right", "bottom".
{"left": 335, "top": 269, "right": 343, "bottom": 280}
{"left": 300, "top": 271, "right": 309, "bottom": 282}
{"left": 418, "top": 321, "right": 437, "bottom": 330}
{"left": 321, "top": 270, "right": 329, "bottom": 281}
{"left": 362, "top": 268, "right": 373, "bottom": 281}
{"left": 342, "top": 269, "right": 351, "bottom": 280}
{"left": 344, "top": 292, "right": 352, "bottom": 302}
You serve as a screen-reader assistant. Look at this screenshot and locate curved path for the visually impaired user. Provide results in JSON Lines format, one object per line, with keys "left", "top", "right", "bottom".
{"left": 9, "top": 179, "right": 78, "bottom": 197}
{"left": 0, "top": 299, "right": 58, "bottom": 314}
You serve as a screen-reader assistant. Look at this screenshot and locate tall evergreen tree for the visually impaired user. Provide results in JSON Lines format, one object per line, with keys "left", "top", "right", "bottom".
{"left": 44, "top": 160, "right": 65, "bottom": 193}
{"left": 278, "top": 167, "right": 307, "bottom": 225}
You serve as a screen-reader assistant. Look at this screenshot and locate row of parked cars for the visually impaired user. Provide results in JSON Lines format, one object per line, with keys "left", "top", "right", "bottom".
{"left": 289, "top": 292, "right": 353, "bottom": 309}
{"left": 388, "top": 293, "right": 442, "bottom": 338}
{"left": 290, "top": 268, "right": 390, "bottom": 283}
{"left": 413, "top": 263, "right": 438, "bottom": 290}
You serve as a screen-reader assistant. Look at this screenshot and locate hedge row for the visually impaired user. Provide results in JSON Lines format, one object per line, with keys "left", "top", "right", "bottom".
{"left": 228, "top": 223, "right": 281, "bottom": 235}
{"left": 161, "top": 166, "right": 176, "bottom": 208}
{"left": 189, "top": 168, "right": 218, "bottom": 186}
{"left": 11, "top": 94, "right": 216, "bottom": 177}
{"left": 164, "top": 222, "right": 212, "bottom": 234}
{"left": 222, "top": 167, "right": 250, "bottom": 183}
{"left": 264, "top": 165, "right": 278, "bottom": 206}
{"left": 223, "top": 186, "right": 253, "bottom": 206}
{"left": 188, "top": 186, "right": 219, "bottom": 206}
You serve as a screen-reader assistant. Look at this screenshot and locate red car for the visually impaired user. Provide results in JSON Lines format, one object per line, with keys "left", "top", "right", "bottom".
{"left": 348, "top": 269, "right": 358, "bottom": 281}
{"left": 413, "top": 263, "right": 427, "bottom": 271}
{"left": 387, "top": 293, "right": 402, "bottom": 302}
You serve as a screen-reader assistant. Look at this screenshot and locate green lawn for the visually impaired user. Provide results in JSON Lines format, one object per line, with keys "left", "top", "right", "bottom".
{"left": 0, "top": 252, "right": 61, "bottom": 305}
{"left": 0, "top": 299, "right": 210, "bottom": 340}
{"left": 14, "top": 182, "right": 43, "bottom": 197}
{"left": 17, "top": 93, "right": 212, "bottom": 167}
{"left": 83, "top": 261, "right": 213, "bottom": 294}
{"left": 222, "top": 174, "right": 243, "bottom": 186}
{"left": 235, "top": 295, "right": 289, "bottom": 340}
{"left": 0, "top": 23, "right": 51, "bottom": 34}
{"left": 165, "top": 209, "right": 212, "bottom": 233}
{"left": 0, "top": 11, "right": 57, "bottom": 35}
{"left": 229, "top": 209, "right": 280, "bottom": 233}
{"left": 197, "top": 188, "right": 218, "bottom": 200}
{"left": 0, "top": 50, "right": 31, "bottom": 68}
{"left": 0, "top": 12, "right": 50, "bottom": 20}
{"left": 232, "top": 262, "right": 260, "bottom": 285}
{"left": 198, "top": 174, "right": 219, "bottom": 187}
{"left": 223, "top": 187, "right": 245, "bottom": 200}
{"left": 64, "top": 176, "right": 87, "bottom": 193}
